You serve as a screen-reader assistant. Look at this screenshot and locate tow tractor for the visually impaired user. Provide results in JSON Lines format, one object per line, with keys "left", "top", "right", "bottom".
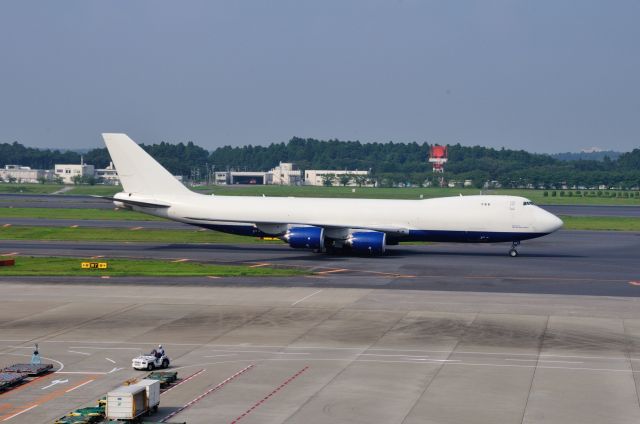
{"left": 132, "top": 351, "right": 170, "bottom": 371}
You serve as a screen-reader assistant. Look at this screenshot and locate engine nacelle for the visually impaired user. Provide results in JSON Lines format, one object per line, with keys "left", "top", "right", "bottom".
{"left": 346, "top": 231, "right": 386, "bottom": 255}
{"left": 113, "top": 201, "right": 131, "bottom": 210}
{"left": 284, "top": 226, "right": 324, "bottom": 249}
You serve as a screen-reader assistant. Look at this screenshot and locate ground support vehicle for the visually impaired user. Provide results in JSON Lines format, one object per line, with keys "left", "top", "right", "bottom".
{"left": 132, "top": 379, "right": 160, "bottom": 412}
{"left": 0, "top": 372, "right": 27, "bottom": 392}
{"left": 1, "top": 362, "right": 53, "bottom": 393}
{"left": 106, "top": 385, "right": 147, "bottom": 421}
{"left": 3, "top": 363, "right": 53, "bottom": 375}
{"left": 146, "top": 371, "right": 178, "bottom": 388}
{"left": 131, "top": 353, "right": 170, "bottom": 371}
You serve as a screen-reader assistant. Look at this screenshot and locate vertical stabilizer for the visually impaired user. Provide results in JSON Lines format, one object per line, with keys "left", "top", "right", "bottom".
{"left": 102, "top": 133, "right": 190, "bottom": 197}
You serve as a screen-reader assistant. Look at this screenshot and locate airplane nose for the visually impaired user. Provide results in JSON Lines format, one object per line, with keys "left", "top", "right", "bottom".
{"left": 538, "top": 209, "right": 563, "bottom": 233}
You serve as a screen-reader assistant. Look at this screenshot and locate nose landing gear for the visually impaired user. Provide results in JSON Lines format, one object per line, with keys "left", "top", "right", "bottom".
{"left": 509, "top": 241, "right": 520, "bottom": 257}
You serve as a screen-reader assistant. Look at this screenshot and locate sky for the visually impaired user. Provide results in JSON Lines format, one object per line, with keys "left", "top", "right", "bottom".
{"left": 0, "top": 1, "right": 638, "bottom": 153}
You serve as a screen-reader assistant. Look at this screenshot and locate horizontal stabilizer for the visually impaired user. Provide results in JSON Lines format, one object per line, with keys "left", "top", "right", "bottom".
{"left": 92, "top": 195, "right": 171, "bottom": 208}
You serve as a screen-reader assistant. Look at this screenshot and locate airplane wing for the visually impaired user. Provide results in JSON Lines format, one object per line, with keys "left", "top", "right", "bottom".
{"left": 182, "top": 216, "right": 410, "bottom": 236}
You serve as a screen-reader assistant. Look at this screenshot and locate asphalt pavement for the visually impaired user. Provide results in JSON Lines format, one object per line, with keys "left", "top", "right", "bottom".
{"left": 2, "top": 230, "right": 638, "bottom": 297}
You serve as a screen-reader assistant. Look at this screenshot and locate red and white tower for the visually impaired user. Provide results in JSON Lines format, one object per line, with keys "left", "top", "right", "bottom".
{"left": 428, "top": 145, "right": 448, "bottom": 173}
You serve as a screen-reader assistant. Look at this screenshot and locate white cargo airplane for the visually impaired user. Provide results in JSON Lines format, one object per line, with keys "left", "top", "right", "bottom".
{"left": 101, "top": 133, "right": 563, "bottom": 256}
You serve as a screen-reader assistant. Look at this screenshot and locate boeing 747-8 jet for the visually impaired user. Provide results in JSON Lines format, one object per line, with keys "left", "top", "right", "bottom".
{"left": 101, "top": 133, "right": 563, "bottom": 256}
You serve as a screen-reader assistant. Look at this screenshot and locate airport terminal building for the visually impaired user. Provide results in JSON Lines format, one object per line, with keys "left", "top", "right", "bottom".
{"left": 0, "top": 165, "right": 53, "bottom": 183}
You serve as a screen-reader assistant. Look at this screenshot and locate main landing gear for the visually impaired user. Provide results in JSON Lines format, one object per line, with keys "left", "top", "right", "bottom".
{"left": 509, "top": 241, "right": 520, "bottom": 257}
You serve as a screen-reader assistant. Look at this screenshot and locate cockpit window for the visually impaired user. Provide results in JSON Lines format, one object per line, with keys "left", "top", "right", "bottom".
{"left": 523, "top": 201, "right": 534, "bottom": 206}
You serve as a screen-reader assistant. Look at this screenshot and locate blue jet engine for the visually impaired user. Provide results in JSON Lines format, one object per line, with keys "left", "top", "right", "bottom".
{"left": 284, "top": 226, "right": 325, "bottom": 249}
{"left": 346, "top": 231, "right": 386, "bottom": 255}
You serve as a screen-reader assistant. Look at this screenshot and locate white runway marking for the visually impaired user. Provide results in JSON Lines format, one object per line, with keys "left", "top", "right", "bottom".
{"left": 506, "top": 358, "right": 584, "bottom": 364}
{"left": 209, "top": 350, "right": 309, "bottom": 355}
{"left": 65, "top": 379, "right": 94, "bottom": 393}
{"left": 70, "top": 346, "right": 140, "bottom": 350}
{"left": 203, "top": 354, "right": 238, "bottom": 358}
{"left": 360, "top": 353, "right": 431, "bottom": 359}
{"left": 41, "top": 379, "right": 68, "bottom": 390}
{"left": 68, "top": 350, "right": 90, "bottom": 356}
{"left": 105, "top": 357, "right": 116, "bottom": 364}
{"left": 2, "top": 404, "right": 38, "bottom": 421}
{"left": 291, "top": 289, "right": 323, "bottom": 306}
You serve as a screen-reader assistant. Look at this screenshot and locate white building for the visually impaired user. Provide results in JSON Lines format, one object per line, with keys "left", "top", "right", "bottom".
{"left": 94, "top": 162, "right": 120, "bottom": 185}
{"left": 55, "top": 163, "right": 95, "bottom": 184}
{"left": 269, "top": 162, "right": 302, "bottom": 185}
{"left": 213, "top": 172, "right": 229, "bottom": 185}
{"left": 304, "top": 170, "right": 369, "bottom": 187}
{"left": 0, "top": 165, "right": 52, "bottom": 183}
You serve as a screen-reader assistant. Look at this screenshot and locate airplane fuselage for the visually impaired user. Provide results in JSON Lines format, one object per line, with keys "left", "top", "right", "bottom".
{"left": 116, "top": 191, "right": 563, "bottom": 244}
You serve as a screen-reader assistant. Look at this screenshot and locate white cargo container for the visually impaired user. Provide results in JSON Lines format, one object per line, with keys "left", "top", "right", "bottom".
{"left": 106, "top": 385, "right": 147, "bottom": 420}
{"left": 132, "top": 379, "right": 160, "bottom": 412}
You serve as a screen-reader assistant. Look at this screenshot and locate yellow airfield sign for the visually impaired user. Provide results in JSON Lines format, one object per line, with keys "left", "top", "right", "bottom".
{"left": 81, "top": 262, "right": 108, "bottom": 269}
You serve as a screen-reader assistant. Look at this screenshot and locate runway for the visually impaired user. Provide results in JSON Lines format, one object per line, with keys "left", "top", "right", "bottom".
{"left": 2, "top": 193, "right": 639, "bottom": 216}
{"left": 2, "top": 230, "right": 639, "bottom": 297}
{"left": 0, "top": 194, "right": 113, "bottom": 209}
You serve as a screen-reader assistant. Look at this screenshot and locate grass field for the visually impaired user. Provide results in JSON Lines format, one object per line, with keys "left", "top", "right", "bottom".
{"left": 0, "top": 225, "right": 278, "bottom": 243}
{"left": 558, "top": 216, "right": 640, "bottom": 232}
{"left": 1, "top": 182, "right": 639, "bottom": 205}
{"left": 64, "top": 185, "right": 124, "bottom": 196}
{"left": 0, "top": 207, "right": 163, "bottom": 221}
{"left": 0, "top": 183, "right": 63, "bottom": 194}
{"left": 0, "top": 256, "right": 305, "bottom": 277}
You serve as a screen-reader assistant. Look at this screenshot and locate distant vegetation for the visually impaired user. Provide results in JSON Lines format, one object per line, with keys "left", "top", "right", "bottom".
{"left": 551, "top": 150, "right": 622, "bottom": 161}
{"left": 1, "top": 138, "right": 639, "bottom": 189}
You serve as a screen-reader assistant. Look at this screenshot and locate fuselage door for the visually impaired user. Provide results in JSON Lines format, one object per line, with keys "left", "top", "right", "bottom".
{"left": 509, "top": 200, "right": 516, "bottom": 210}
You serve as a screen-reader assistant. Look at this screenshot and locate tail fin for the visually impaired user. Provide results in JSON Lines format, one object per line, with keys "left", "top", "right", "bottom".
{"left": 102, "top": 133, "right": 191, "bottom": 197}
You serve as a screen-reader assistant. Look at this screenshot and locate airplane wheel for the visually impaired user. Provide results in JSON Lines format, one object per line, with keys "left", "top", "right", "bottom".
{"left": 509, "top": 249, "right": 518, "bottom": 257}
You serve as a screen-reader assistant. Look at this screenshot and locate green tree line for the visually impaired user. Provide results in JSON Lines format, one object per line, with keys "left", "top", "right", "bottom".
{"left": 1, "top": 138, "right": 639, "bottom": 188}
